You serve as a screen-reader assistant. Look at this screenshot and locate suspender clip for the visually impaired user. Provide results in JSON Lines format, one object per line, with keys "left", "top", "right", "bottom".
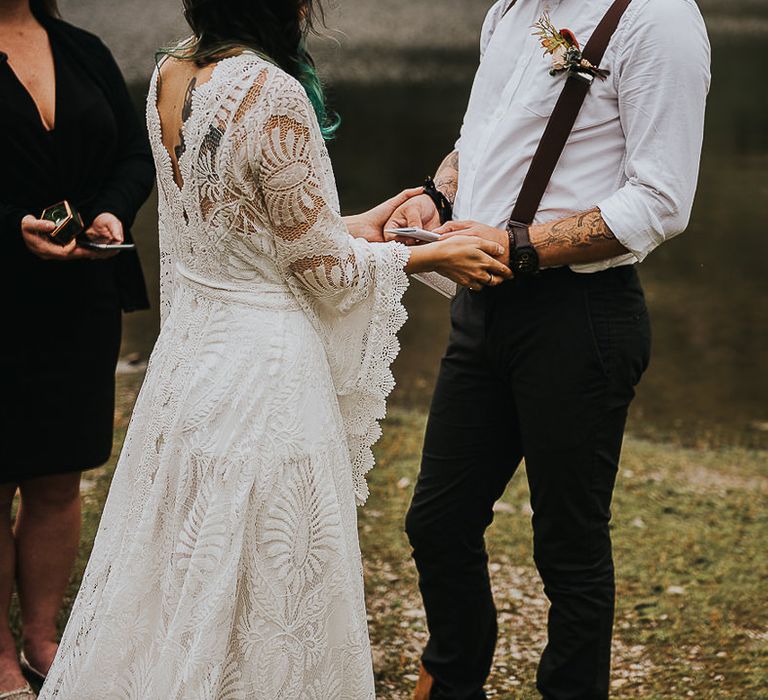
{"left": 571, "top": 70, "right": 596, "bottom": 86}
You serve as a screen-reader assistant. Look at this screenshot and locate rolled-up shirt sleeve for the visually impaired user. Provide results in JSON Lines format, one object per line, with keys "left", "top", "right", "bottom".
{"left": 597, "top": 0, "right": 711, "bottom": 262}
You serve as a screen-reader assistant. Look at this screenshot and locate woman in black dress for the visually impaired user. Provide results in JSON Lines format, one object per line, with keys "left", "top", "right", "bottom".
{"left": 0, "top": 0, "right": 154, "bottom": 695}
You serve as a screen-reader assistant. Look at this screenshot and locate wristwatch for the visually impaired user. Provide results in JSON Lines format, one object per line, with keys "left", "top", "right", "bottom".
{"left": 423, "top": 176, "right": 454, "bottom": 225}
{"left": 506, "top": 221, "right": 540, "bottom": 277}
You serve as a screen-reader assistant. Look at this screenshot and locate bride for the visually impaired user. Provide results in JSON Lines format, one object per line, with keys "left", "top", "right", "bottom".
{"left": 38, "top": 0, "right": 509, "bottom": 698}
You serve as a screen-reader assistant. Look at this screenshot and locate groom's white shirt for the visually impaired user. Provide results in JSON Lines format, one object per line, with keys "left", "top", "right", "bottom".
{"left": 453, "top": 0, "right": 711, "bottom": 272}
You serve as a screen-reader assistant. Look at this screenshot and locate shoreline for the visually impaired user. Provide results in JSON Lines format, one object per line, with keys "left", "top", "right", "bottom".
{"left": 58, "top": 1, "right": 768, "bottom": 84}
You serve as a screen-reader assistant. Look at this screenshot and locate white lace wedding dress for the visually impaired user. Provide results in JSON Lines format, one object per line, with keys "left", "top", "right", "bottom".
{"left": 39, "top": 54, "right": 410, "bottom": 700}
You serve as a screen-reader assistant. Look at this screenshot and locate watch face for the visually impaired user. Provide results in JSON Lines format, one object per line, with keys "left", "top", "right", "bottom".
{"left": 515, "top": 247, "right": 540, "bottom": 274}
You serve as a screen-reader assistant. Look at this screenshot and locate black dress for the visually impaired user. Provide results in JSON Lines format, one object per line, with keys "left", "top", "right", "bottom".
{"left": 0, "top": 12, "right": 154, "bottom": 482}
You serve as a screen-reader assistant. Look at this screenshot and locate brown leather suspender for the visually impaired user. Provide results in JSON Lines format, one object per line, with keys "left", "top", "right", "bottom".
{"left": 508, "top": 0, "right": 633, "bottom": 227}
{"left": 502, "top": 0, "right": 519, "bottom": 19}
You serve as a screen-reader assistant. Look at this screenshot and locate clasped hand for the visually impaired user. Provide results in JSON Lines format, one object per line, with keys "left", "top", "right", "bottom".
{"left": 348, "top": 190, "right": 511, "bottom": 289}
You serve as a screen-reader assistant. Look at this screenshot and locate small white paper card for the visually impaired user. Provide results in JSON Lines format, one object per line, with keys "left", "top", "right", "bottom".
{"left": 413, "top": 272, "right": 457, "bottom": 299}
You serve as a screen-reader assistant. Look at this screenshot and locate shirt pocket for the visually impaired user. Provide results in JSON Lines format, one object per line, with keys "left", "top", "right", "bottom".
{"left": 519, "top": 72, "right": 617, "bottom": 130}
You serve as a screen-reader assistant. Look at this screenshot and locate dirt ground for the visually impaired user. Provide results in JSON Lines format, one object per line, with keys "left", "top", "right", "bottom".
{"left": 32, "top": 377, "right": 765, "bottom": 700}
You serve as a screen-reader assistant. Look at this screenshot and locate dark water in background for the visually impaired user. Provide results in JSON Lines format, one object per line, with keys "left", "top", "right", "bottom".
{"left": 123, "top": 35, "right": 768, "bottom": 449}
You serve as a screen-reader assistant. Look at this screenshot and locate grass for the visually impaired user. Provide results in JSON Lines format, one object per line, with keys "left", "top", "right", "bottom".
{"left": 22, "top": 374, "right": 768, "bottom": 699}
{"left": 364, "top": 412, "right": 768, "bottom": 699}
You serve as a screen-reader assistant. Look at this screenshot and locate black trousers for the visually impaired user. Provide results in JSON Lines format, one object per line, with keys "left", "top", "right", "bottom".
{"left": 406, "top": 265, "right": 652, "bottom": 700}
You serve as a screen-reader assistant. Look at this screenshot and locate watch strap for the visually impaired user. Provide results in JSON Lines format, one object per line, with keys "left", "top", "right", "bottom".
{"left": 507, "top": 220, "right": 540, "bottom": 275}
{"left": 507, "top": 220, "right": 533, "bottom": 250}
{"left": 423, "top": 176, "right": 454, "bottom": 225}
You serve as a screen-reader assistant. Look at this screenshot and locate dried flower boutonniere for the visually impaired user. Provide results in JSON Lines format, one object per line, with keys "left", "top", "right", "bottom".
{"left": 532, "top": 12, "right": 610, "bottom": 83}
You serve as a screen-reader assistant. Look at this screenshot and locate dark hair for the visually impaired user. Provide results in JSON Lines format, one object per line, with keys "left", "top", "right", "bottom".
{"left": 160, "top": 0, "right": 339, "bottom": 140}
{"left": 30, "top": 0, "right": 60, "bottom": 17}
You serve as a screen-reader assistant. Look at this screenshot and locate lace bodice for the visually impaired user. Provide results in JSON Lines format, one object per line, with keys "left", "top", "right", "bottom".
{"left": 147, "top": 55, "right": 410, "bottom": 503}
{"left": 150, "top": 55, "right": 347, "bottom": 315}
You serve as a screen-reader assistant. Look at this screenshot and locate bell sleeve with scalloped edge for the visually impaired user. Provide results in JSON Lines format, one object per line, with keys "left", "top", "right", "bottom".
{"left": 250, "top": 74, "right": 411, "bottom": 505}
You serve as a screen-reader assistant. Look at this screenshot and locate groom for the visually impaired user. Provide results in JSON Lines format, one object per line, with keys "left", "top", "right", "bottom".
{"left": 385, "top": 0, "right": 710, "bottom": 698}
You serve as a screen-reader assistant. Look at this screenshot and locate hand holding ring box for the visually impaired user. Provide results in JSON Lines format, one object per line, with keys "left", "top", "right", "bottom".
{"left": 40, "top": 200, "right": 84, "bottom": 246}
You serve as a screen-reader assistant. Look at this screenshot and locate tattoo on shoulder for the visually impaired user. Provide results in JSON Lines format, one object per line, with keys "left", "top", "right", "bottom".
{"left": 174, "top": 77, "right": 197, "bottom": 163}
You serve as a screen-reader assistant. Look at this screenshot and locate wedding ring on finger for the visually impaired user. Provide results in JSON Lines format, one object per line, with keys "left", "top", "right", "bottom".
{"left": 487, "top": 272, "right": 494, "bottom": 286}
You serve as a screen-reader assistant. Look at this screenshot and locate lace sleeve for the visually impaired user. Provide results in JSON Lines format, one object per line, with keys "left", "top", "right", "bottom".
{"left": 252, "top": 76, "right": 394, "bottom": 303}
{"left": 247, "top": 72, "right": 411, "bottom": 504}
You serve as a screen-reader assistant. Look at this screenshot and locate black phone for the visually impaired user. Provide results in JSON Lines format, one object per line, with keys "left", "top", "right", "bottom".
{"left": 79, "top": 242, "right": 135, "bottom": 252}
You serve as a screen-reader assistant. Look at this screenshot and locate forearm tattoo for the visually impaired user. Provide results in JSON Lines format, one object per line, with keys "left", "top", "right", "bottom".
{"left": 530, "top": 208, "right": 628, "bottom": 267}
{"left": 434, "top": 151, "right": 460, "bottom": 204}
{"left": 536, "top": 209, "right": 614, "bottom": 250}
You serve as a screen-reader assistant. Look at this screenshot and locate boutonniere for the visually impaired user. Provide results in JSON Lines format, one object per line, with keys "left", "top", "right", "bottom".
{"left": 532, "top": 12, "right": 610, "bottom": 81}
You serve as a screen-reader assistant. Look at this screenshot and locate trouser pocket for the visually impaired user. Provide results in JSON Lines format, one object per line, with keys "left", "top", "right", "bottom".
{"left": 584, "top": 268, "right": 652, "bottom": 388}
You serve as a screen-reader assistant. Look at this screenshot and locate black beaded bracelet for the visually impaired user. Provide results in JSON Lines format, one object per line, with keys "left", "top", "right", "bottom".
{"left": 423, "top": 176, "right": 454, "bottom": 225}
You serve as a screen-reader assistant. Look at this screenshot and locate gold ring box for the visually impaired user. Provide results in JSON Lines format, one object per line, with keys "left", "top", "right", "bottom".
{"left": 41, "top": 200, "right": 84, "bottom": 246}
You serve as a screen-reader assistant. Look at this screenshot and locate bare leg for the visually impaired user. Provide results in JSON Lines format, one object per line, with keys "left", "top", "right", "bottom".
{"left": 15, "top": 472, "right": 81, "bottom": 674}
{"left": 0, "top": 483, "right": 26, "bottom": 691}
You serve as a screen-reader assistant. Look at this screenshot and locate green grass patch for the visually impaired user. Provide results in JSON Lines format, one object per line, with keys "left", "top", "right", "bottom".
{"left": 361, "top": 410, "right": 768, "bottom": 699}
{"left": 18, "top": 376, "right": 766, "bottom": 699}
